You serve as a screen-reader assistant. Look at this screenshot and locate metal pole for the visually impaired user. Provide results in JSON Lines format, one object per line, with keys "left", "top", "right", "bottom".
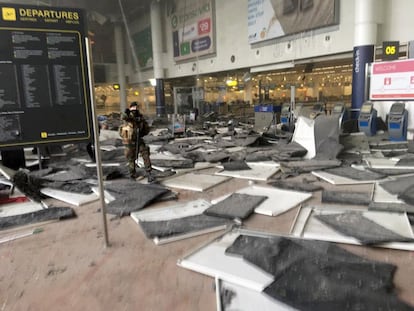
{"left": 85, "top": 37, "right": 110, "bottom": 248}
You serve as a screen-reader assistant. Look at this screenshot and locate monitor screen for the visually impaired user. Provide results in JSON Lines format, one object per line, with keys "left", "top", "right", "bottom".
{"left": 390, "top": 103, "right": 405, "bottom": 114}
{"left": 361, "top": 103, "right": 372, "bottom": 114}
{"left": 333, "top": 105, "right": 343, "bottom": 113}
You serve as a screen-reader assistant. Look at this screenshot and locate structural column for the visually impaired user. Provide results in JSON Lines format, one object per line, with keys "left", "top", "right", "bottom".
{"left": 351, "top": 0, "right": 382, "bottom": 117}
{"left": 151, "top": 0, "right": 166, "bottom": 116}
{"left": 114, "top": 22, "right": 128, "bottom": 113}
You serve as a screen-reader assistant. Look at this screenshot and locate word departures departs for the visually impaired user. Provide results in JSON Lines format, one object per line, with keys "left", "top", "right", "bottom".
{"left": 0, "top": 3, "right": 92, "bottom": 149}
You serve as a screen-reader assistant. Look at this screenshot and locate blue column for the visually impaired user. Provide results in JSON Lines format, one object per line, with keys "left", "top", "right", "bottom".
{"left": 351, "top": 45, "right": 374, "bottom": 117}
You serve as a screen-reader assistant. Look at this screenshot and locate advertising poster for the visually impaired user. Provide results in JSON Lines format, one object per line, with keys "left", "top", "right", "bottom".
{"left": 0, "top": 3, "right": 92, "bottom": 149}
{"left": 248, "top": 0, "right": 338, "bottom": 44}
{"left": 132, "top": 27, "right": 153, "bottom": 69}
{"left": 370, "top": 59, "right": 414, "bottom": 100}
{"left": 169, "top": 0, "right": 215, "bottom": 62}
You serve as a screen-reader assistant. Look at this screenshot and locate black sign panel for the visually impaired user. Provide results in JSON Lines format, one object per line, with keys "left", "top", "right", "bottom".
{"left": 0, "top": 4, "right": 92, "bottom": 148}
{"left": 382, "top": 41, "right": 400, "bottom": 61}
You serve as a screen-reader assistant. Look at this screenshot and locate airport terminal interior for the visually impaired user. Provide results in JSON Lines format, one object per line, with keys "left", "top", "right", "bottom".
{"left": 2, "top": 0, "right": 414, "bottom": 310}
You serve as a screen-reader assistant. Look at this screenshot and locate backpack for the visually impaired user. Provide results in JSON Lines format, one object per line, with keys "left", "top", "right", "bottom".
{"left": 119, "top": 122, "right": 134, "bottom": 144}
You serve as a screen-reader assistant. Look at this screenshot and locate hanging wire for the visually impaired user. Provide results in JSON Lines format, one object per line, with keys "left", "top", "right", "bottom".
{"left": 117, "top": 0, "right": 140, "bottom": 73}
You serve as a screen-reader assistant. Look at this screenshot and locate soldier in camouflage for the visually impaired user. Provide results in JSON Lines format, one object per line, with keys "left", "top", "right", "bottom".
{"left": 119, "top": 102, "right": 154, "bottom": 182}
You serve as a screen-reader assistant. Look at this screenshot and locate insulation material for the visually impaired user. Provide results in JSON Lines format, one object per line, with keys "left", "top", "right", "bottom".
{"left": 138, "top": 152, "right": 194, "bottom": 169}
{"left": 399, "top": 185, "right": 414, "bottom": 206}
{"left": 131, "top": 199, "right": 211, "bottom": 222}
{"left": 42, "top": 169, "right": 85, "bottom": 182}
{"left": 215, "top": 162, "right": 280, "bottom": 181}
{"left": 368, "top": 202, "right": 414, "bottom": 214}
{"left": 40, "top": 188, "right": 99, "bottom": 206}
{"left": 138, "top": 214, "right": 232, "bottom": 242}
{"left": 212, "top": 185, "right": 312, "bottom": 217}
{"left": 161, "top": 173, "right": 230, "bottom": 192}
{"left": 268, "top": 180, "right": 323, "bottom": 192}
{"left": 204, "top": 193, "right": 268, "bottom": 220}
{"left": 291, "top": 206, "right": 414, "bottom": 251}
{"left": 221, "top": 161, "right": 251, "bottom": 171}
{"left": 373, "top": 183, "right": 405, "bottom": 204}
{"left": 365, "top": 157, "right": 414, "bottom": 170}
{"left": 311, "top": 170, "right": 381, "bottom": 185}
{"left": 216, "top": 278, "right": 295, "bottom": 311}
{"left": 106, "top": 185, "right": 169, "bottom": 217}
{"left": 226, "top": 234, "right": 412, "bottom": 311}
{"left": 339, "top": 132, "right": 371, "bottom": 154}
{"left": 315, "top": 212, "right": 414, "bottom": 245}
{"left": 0, "top": 206, "right": 76, "bottom": 230}
{"left": 379, "top": 175, "right": 414, "bottom": 195}
{"left": 321, "top": 190, "right": 371, "bottom": 205}
{"left": 177, "top": 231, "right": 275, "bottom": 291}
{"left": 322, "top": 167, "right": 385, "bottom": 181}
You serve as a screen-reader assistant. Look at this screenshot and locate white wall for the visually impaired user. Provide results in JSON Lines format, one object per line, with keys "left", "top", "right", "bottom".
{"left": 381, "top": 0, "right": 414, "bottom": 42}
{"left": 161, "top": 0, "right": 355, "bottom": 78}
{"left": 126, "top": 0, "right": 414, "bottom": 81}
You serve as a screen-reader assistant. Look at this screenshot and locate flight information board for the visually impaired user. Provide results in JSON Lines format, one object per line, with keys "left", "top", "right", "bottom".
{"left": 0, "top": 4, "right": 92, "bottom": 149}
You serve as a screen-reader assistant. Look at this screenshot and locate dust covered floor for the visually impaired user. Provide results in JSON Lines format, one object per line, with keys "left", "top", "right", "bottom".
{"left": 1, "top": 174, "right": 414, "bottom": 310}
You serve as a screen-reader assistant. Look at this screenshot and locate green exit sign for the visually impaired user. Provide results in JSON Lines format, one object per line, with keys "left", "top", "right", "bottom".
{"left": 383, "top": 41, "right": 400, "bottom": 60}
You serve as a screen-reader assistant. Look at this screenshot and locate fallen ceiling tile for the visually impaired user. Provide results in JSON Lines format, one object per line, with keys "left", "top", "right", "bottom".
{"left": 40, "top": 188, "right": 99, "bottom": 206}
{"left": 161, "top": 173, "right": 230, "bottom": 192}
{"left": 178, "top": 230, "right": 274, "bottom": 292}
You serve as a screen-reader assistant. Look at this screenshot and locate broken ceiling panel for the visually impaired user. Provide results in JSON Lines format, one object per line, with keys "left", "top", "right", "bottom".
{"left": 161, "top": 173, "right": 230, "bottom": 192}
{"left": 291, "top": 206, "right": 414, "bottom": 251}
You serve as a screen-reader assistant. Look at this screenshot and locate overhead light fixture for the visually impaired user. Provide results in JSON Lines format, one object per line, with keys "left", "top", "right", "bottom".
{"left": 226, "top": 79, "right": 238, "bottom": 87}
{"left": 149, "top": 78, "right": 156, "bottom": 86}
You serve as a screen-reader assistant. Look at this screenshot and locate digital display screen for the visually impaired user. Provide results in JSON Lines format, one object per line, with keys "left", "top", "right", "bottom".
{"left": 390, "top": 103, "right": 405, "bottom": 114}
{"left": 333, "top": 105, "right": 343, "bottom": 113}
{"left": 360, "top": 104, "right": 372, "bottom": 114}
{"left": 282, "top": 105, "right": 290, "bottom": 113}
{"left": 0, "top": 3, "right": 92, "bottom": 149}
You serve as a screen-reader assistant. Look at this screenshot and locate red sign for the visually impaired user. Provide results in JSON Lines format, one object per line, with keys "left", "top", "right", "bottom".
{"left": 198, "top": 18, "right": 210, "bottom": 35}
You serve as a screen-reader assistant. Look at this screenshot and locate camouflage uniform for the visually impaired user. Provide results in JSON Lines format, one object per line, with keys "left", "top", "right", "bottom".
{"left": 119, "top": 108, "right": 152, "bottom": 178}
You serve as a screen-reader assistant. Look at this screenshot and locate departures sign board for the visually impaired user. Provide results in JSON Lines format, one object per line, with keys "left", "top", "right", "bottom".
{"left": 0, "top": 4, "right": 92, "bottom": 149}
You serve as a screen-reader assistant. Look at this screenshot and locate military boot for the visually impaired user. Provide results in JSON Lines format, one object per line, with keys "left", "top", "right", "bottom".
{"left": 147, "top": 171, "right": 156, "bottom": 183}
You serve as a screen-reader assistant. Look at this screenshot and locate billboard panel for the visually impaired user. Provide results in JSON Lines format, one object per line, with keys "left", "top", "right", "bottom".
{"left": 248, "top": 0, "right": 338, "bottom": 44}
{"left": 169, "top": 0, "right": 215, "bottom": 62}
{"left": 0, "top": 3, "right": 92, "bottom": 149}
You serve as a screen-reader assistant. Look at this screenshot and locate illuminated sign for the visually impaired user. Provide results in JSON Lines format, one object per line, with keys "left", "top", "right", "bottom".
{"left": 0, "top": 3, "right": 92, "bottom": 149}
{"left": 382, "top": 41, "right": 400, "bottom": 60}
